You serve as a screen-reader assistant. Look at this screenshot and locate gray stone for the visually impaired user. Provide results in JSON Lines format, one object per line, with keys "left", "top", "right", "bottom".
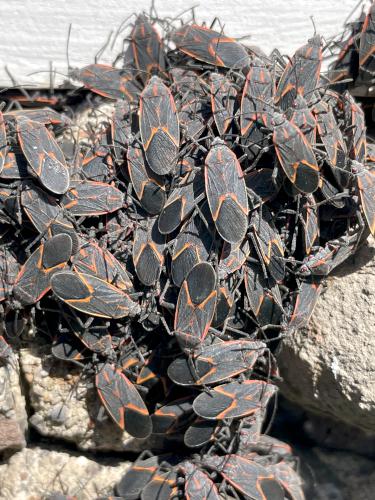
{"left": 0, "top": 419, "right": 26, "bottom": 454}
{"left": 20, "top": 346, "right": 151, "bottom": 452}
{"left": 0, "top": 351, "right": 28, "bottom": 453}
{"left": 278, "top": 237, "right": 375, "bottom": 434}
{"left": 300, "top": 447, "right": 375, "bottom": 500}
{"left": 0, "top": 447, "right": 130, "bottom": 500}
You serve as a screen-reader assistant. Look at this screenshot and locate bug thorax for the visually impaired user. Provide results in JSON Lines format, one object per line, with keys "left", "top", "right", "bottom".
{"left": 211, "top": 137, "right": 225, "bottom": 148}
{"left": 271, "top": 112, "right": 285, "bottom": 127}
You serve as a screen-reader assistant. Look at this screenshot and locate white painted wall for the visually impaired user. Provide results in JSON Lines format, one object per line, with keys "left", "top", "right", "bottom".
{"left": 0, "top": 0, "right": 366, "bottom": 87}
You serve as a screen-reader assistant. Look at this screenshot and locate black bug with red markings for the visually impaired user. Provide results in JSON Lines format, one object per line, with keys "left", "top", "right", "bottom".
{"left": 1, "top": 9, "right": 373, "bottom": 500}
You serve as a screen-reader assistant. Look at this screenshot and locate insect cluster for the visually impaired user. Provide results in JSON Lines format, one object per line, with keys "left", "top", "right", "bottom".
{"left": 1, "top": 9, "right": 374, "bottom": 500}
{"left": 329, "top": 1, "right": 375, "bottom": 94}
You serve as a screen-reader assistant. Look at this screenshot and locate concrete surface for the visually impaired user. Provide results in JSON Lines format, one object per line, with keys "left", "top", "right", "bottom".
{"left": 0, "top": 0, "right": 364, "bottom": 87}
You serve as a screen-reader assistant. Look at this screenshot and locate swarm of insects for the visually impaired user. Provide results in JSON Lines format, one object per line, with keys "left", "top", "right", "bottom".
{"left": 0, "top": 8, "right": 374, "bottom": 499}
{"left": 328, "top": 1, "right": 375, "bottom": 95}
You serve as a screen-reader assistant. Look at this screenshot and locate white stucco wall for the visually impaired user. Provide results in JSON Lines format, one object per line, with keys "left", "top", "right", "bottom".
{"left": 0, "top": 0, "right": 366, "bottom": 87}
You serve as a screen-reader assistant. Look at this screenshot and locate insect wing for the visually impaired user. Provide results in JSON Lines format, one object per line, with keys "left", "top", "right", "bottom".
{"left": 184, "top": 418, "right": 219, "bottom": 448}
{"left": 181, "top": 462, "right": 221, "bottom": 500}
{"left": 21, "top": 181, "right": 60, "bottom": 232}
{"left": 288, "top": 279, "right": 322, "bottom": 331}
{"left": 0, "top": 111, "right": 7, "bottom": 174}
{"left": 343, "top": 91, "right": 366, "bottom": 163}
{"left": 116, "top": 456, "right": 161, "bottom": 498}
{"left": 273, "top": 113, "right": 320, "bottom": 194}
{"left": 131, "top": 15, "right": 166, "bottom": 80}
{"left": 267, "top": 462, "right": 305, "bottom": 500}
{"left": 158, "top": 172, "right": 204, "bottom": 234}
{"left": 240, "top": 57, "right": 274, "bottom": 134}
{"left": 313, "top": 101, "right": 348, "bottom": 187}
{"left": 359, "top": 4, "right": 375, "bottom": 74}
{"left": 244, "top": 261, "right": 283, "bottom": 326}
{"left": 96, "top": 363, "right": 151, "bottom": 438}
{"left": 301, "top": 194, "right": 319, "bottom": 255}
{"left": 127, "top": 140, "right": 166, "bottom": 215}
{"left": 73, "top": 240, "right": 132, "bottom": 291}
{"left": 174, "top": 263, "right": 217, "bottom": 350}
{"left": 13, "top": 235, "right": 71, "bottom": 305}
{"left": 245, "top": 168, "right": 279, "bottom": 209}
{"left": 250, "top": 208, "right": 285, "bottom": 283}
{"left": 203, "top": 455, "right": 284, "bottom": 500}
{"left": 173, "top": 24, "right": 249, "bottom": 69}
{"left": 17, "top": 119, "right": 70, "bottom": 195}
{"left": 133, "top": 217, "right": 165, "bottom": 286}
{"left": 140, "top": 471, "right": 178, "bottom": 500}
{"left": 0, "top": 151, "right": 29, "bottom": 179}
{"left": 210, "top": 72, "right": 237, "bottom": 135}
{"left": 51, "top": 271, "right": 139, "bottom": 319}
{"left": 171, "top": 212, "right": 212, "bottom": 286}
{"left": 193, "top": 379, "right": 277, "bottom": 419}
{"left": 168, "top": 340, "right": 266, "bottom": 386}
{"left": 74, "top": 64, "right": 140, "bottom": 101}
{"left": 287, "top": 94, "right": 316, "bottom": 144}
{"left": 356, "top": 166, "right": 375, "bottom": 235}
{"left": 218, "top": 239, "right": 250, "bottom": 279}
{"left": 205, "top": 140, "right": 248, "bottom": 244}
{"left": 139, "top": 76, "right": 179, "bottom": 175}
{"left": 151, "top": 396, "right": 194, "bottom": 435}
{"left": 61, "top": 181, "right": 124, "bottom": 216}
{"left": 275, "top": 35, "right": 322, "bottom": 110}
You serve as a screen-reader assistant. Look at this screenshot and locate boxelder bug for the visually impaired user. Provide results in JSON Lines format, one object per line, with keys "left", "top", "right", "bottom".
{"left": 20, "top": 181, "right": 80, "bottom": 253}
{"left": 51, "top": 270, "right": 140, "bottom": 319}
{"left": 287, "top": 94, "right": 317, "bottom": 145}
{"left": 127, "top": 139, "right": 166, "bottom": 215}
{"left": 72, "top": 64, "right": 140, "bottom": 101}
{"left": 130, "top": 14, "right": 166, "bottom": 82}
{"left": 342, "top": 91, "right": 366, "bottom": 164}
{"left": 0, "top": 111, "right": 7, "bottom": 174}
{"left": 244, "top": 261, "right": 284, "bottom": 327}
{"left": 359, "top": 3, "right": 375, "bottom": 75}
{"left": 171, "top": 210, "right": 212, "bottom": 287}
{"left": 158, "top": 171, "right": 205, "bottom": 235}
{"left": 139, "top": 75, "right": 179, "bottom": 175}
{"left": 205, "top": 138, "right": 249, "bottom": 245}
{"left": 16, "top": 118, "right": 70, "bottom": 195}
{"left": 116, "top": 455, "right": 176, "bottom": 499}
{"left": 275, "top": 35, "right": 322, "bottom": 111}
{"left": 240, "top": 56, "right": 274, "bottom": 135}
{"left": 210, "top": 72, "right": 237, "bottom": 136}
{"left": 60, "top": 180, "right": 124, "bottom": 216}
{"left": 132, "top": 216, "right": 165, "bottom": 286}
{"left": 173, "top": 24, "right": 249, "bottom": 69}
{"left": 272, "top": 112, "right": 320, "bottom": 194}
{"left": 312, "top": 100, "right": 349, "bottom": 188}
{"left": 202, "top": 454, "right": 285, "bottom": 500}
{"left": 288, "top": 278, "right": 322, "bottom": 331}
{"left": 179, "top": 461, "right": 221, "bottom": 500}
{"left": 72, "top": 240, "right": 133, "bottom": 291}
{"left": 267, "top": 462, "right": 305, "bottom": 500}
{"left": 168, "top": 340, "right": 266, "bottom": 386}
{"left": 151, "top": 396, "right": 194, "bottom": 436}
{"left": 0, "top": 248, "right": 19, "bottom": 302}
{"left": 13, "top": 234, "right": 72, "bottom": 306}
{"left": 96, "top": 362, "right": 152, "bottom": 438}
{"left": 249, "top": 207, "right": 285, "bottom": 283}
{"left": 174, "top": 262, "right": 217, "bottom": 351}
{"left": 139, "top": 470, "right": 178, "bottom": 500}
{"left": 351, "top": 161, "right": 375, "bottom": 236}
{"left": 193, "top": 379, "right": 276, "bottom": 420}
